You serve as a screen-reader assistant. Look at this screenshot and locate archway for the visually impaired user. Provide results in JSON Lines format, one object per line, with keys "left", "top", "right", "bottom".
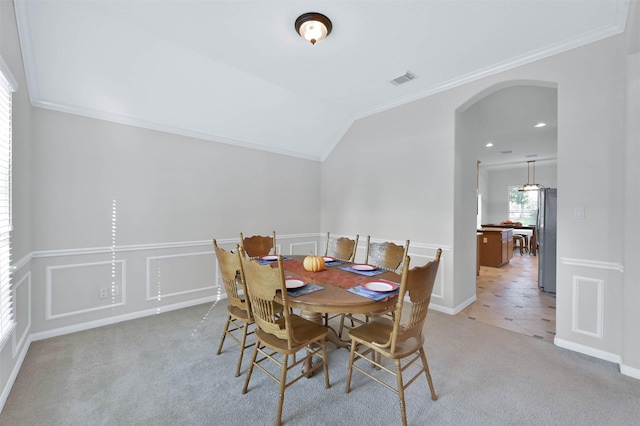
{"left": 454, "top": 80, "right": 558, "bottom": 340}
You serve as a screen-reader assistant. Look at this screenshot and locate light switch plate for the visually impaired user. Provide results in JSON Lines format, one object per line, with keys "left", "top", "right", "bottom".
{"left": 574, "top": 207, "right": 585, "bottom": 219}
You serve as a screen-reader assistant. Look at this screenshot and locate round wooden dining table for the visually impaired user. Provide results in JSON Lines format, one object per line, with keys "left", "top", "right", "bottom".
{"left": 281, "top": 255, "right": 401, "bottom": 348}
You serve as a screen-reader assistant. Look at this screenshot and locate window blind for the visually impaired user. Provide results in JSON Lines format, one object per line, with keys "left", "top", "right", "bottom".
{"left": 0, "top": 66, "right": 14, "bottom": 346}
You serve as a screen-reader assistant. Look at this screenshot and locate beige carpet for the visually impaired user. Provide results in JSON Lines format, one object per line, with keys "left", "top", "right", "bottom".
{"left": 1, "top": 301, "right": 639, "bottom": 425}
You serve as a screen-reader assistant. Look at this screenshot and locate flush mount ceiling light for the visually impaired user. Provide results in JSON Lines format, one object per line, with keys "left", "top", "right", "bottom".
{"left": 519, "top": 160, "right": 544, "bottom": 191}
{"left": 534, "top": 122, "right": 547, "bottom": 128}
{"left": 295, "top": 12, "right": 332, "bottom": 45}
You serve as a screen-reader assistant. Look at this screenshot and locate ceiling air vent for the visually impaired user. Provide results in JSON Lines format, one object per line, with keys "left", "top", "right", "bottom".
{"left": 388, "top": 71, "right": 416, "bottom": 86}
{"left": 499, "top": 150, "right": 512, "bottom": 155}
{"left": 525, "top": 154, "right": 538, "bottom": 158}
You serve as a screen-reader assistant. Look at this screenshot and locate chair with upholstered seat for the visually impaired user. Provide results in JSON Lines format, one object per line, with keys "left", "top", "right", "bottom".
{"left": 346, "top": 249, "right": 442, "bottom": 426}
{"left": 365, "top": 236, "right": 410, "bottom": 272}
{"left": 239, "top": 252, "right": 330, "bottom": 426}
{"left": 240, "top": 231, "right": 276, "bottom": 258}
{"left": 214, "top": 239, "right": 255, "bottom": 377}
{"left": 324, "top": 232, "right": 359, "bottom": 262}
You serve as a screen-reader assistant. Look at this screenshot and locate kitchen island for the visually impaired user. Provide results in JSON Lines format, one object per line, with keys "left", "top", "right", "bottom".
{"left": 478, "top": 227, "right": 513, "bottom": 267}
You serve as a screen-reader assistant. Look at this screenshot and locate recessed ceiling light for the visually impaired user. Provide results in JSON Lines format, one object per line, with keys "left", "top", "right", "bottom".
{"left": 485, "top": 142, "right": 494, "bottom": 147}
{"left": 534, "top": 122, "right": 547, "bottom": 128}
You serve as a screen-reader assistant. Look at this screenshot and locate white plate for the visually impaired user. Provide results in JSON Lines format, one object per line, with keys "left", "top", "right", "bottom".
{"left": 259, "top": 255, "right": 278, "bottom": 261}
{"left": 351, "top": 263, "right": 377, "bottom": 271}
{"left": 285, "top": 278, "right": 306, "bottom": 289}
{"left": 323, "top": 256, "right": 336, "bottom": 262}
{"left": 363, "top": 281, "right": 398, "bottom": 292}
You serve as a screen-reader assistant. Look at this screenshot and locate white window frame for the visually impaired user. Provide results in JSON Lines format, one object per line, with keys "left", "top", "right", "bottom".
{"left": 508, "top": 185, "right": 539, "bottom": 226}
{"left": 0, "top": 55, "right": 17, "bottom": 348}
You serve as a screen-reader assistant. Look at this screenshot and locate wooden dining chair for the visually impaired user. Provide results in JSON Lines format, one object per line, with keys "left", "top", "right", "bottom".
{"left": 239, "top": 231, "right": 276, "bottom": 258}
{"left": 213, "top": 239, "right": 255, "bottom": 377}
{"left": 323, "top": 232, "right": 359, "bottom": 327}
{"left": 336, "top": 237, "right": 410, "bottom": 336}
{"left": 324, "top": 232, "right": 359, "bottom": 262}
{"left": 365, "top": 236, "right": 410, "bottom": 272}
{"left": 239, "top": 251, "right": 330, "bottom": 426}
{"left": 345, "top": 249, "right": 442, "bottom": 426}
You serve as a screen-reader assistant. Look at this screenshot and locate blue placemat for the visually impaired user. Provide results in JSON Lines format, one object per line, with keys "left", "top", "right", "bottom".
{"left": 324, "top": 259, "right": 346, "bottom": 267}
{"left": 339, "top": 265, "right": 386, "bottom": 276}
{"left": 347, "top": 285, "right": 400, "bottom": 301}
{"left": 287, "top": 283, "right": 324, "bottom": 298}
{"left": 256, "top": 256, "right": 292, "bottom": 265}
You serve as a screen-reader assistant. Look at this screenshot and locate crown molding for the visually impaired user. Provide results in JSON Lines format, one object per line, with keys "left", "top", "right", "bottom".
{"left": 351, "top": 20, "right": 627, "bottom": 123}
{"left": 15, "top": 0, "right": 628, "bottom": 163}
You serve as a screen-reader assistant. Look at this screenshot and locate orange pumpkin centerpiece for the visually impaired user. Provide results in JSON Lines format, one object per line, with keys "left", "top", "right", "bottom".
{"left": 303, "top": 255, "right": 325, "bottom": 272}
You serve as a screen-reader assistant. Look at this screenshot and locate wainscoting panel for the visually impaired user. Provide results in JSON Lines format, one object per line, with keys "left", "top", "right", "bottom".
{"left": 288, "top": 241, "right": 318, "bottom": 256}
{"left": 572, "top": 275, "right": 604, "bottom": 339}
{"left": 406, "top": 251, "right": 445, "bottom": 300}
{"left": 46, "top": 260, "right": 126, "bottom": 320}
{"left": 11, "top": 272, "right": 31, "bottom": 359}
{"left": 27, "top": 234, "right": 447, "bottom": 336}
{"left": 146, "top": 251, "right": 216, "bottom": 301}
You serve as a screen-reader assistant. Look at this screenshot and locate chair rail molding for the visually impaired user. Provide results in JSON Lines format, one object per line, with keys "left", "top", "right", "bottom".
{"left": 560, "top": 257, "right": 624, "bottom": 273}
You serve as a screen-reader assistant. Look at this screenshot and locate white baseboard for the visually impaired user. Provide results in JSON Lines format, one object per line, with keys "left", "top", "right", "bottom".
{"left": 0, "top": 333, "right": 31, "bottom": 414}
{"left": 620, "top": 363, "right": 640, "bottom": 380}
{"left": 30, "top": 296, "right": 223, "bottom": 342}
{"left": 1, "top": 294, "right": 231, "bottom": 414}
{"left": 429, "top": 294, "right": 476, "bottom": 315}
{"left": 555, "top": 337, "right": 640, "bottom": 380}
{"left": 554, "top": 337, "right": 622, "bottom": 364}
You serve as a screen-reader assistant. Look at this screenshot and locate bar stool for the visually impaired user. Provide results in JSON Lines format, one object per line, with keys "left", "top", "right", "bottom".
{"left": 513, "top": 235, "right": 526, "bottom": 255}
{"left": 516, "top": 232, "right": 530, "bottom": 254}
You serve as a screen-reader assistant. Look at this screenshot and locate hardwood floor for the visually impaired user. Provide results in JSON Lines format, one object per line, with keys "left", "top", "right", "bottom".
{"left": 457, "top": 252, "right": 556, "bottom": 343}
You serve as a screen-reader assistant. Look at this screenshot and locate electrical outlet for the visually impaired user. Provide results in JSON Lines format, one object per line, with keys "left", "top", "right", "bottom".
{"left": 112, "top": 285, "right": 120, "bottom": 296}
{"left": 99, "top": 288, "right": 108, "bottom": 299}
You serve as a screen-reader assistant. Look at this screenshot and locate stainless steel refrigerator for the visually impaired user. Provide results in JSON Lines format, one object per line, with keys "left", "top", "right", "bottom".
{"left": 537, "top": 188, "right": 557, "bottom": 293}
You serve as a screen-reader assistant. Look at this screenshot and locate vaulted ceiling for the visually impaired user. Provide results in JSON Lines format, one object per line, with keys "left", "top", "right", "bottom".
{"left": 14, "top": 0, "right": 629, "bottom": 161}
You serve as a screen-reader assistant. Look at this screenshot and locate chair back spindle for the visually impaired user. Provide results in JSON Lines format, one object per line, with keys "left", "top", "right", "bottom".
{"left": 238, "top": 252, "right": 296, "bottom": 347}
{"left": 213, "top": 239, "right": 255, "bottom": 377}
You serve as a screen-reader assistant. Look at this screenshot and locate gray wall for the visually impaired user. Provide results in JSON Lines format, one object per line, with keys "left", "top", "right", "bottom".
{"left": 321, "top": 28, "right": 639, "bottom": 379}
{"left": 30, "top": 108, "right": 321, "bottom": 250}
{"left": 2, "top": 0, "right": 640, "bottom": 413}
{"left": 0, "top": 0, "right": 324, "bottom": 408}
{"left": 622, "top": 3, "right": 640, "bottom": 378}
{"left": 0, "top": 0, "right": 32, "bottom": 410}
{"left": 24, "top": 108, "right": 322, "bottom": 333}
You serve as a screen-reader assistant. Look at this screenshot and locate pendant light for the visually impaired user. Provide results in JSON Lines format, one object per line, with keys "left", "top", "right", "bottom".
{"left": 519, "top": 160, "right": 544, "bottom": 191}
